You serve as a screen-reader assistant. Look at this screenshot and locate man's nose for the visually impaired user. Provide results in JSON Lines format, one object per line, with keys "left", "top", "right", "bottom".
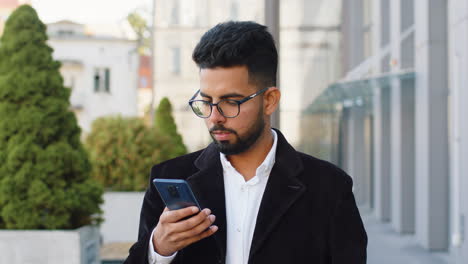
{"left": 209, "top": 104, "right": 226, "bottom": 123}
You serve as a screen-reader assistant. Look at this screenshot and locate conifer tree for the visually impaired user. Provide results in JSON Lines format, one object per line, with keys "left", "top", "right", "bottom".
{"left": 0, "top": 5, "right": 103, "bottom": 229}
{"left": 154, "top": 97, "right": 187, "bottom": 159}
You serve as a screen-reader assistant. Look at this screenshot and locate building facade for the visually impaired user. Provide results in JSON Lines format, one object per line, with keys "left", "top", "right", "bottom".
{"left": 306, "top": 0, "right": 468, "bottom": 263}
{"left": 152, "top": 0, "right": 264, "bottom": 151}
{"left": 137, "top": 55, "right": 153, "bottom": 118}
{"left": 152, "top": 0, "right": 342, "bottom": 152}
{"left": 280, "top": 0, "right": 342, "bottom": 152}
{"left": 47, "top": 21, "right": 138, "bottom": 133}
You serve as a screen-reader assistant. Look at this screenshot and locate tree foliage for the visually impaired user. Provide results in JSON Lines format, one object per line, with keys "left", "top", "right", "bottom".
{"left": 0, "top": 5, "right": 103, "bottom": 229}
{"left": 85, "top": 104, "right": 188, "bottom": 192}
{"left": 127, "top": 10, "right": 151, "bottom": 55}
{"left": 85, "top": 116, "right": 170, "bottom": 191}
{"left": 154, "top": 97, "right": 187, "bottom": 158}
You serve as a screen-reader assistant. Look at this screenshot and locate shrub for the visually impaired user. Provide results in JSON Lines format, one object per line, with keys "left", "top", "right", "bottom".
{"left": 85, "top": 116, "right": 169, "bottom": 191}
{"left": 0, "top": 5, "right": 103, "bottom": 229}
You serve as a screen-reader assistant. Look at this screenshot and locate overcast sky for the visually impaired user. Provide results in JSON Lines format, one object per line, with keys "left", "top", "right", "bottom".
{"left": 30, "top": 0, "right": 151, "bottom": 25}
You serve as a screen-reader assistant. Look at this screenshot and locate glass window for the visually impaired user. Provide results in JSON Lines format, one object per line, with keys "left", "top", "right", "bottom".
{"left": 140, "top": 76, "right": 148, "bottom": 88}
{"left": 58, "top": 30, "right": 74, "bottom": 36}
{"left": 363, "top": 0, "right": 373, "bottom": 58}
{"left": 171, "top": 47, "right": 181, "bottom": 75}
{"left": 94, "top": 68, "right": 111, "bottom": 93}
{"left": 170, "top": 0, "right": 180, "bottom": 25}
{"left": 401, "top": 0, "right": 414, "bottom": 32}
{"left": 380, "top": 0, "right": 390, "bottom": 48}
{"left": 230, "top": 1, "right": 239, "bottom": 20}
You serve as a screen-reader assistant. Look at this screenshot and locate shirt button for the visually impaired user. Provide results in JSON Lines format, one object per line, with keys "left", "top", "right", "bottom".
{"left": 236, "top": 228, "right": 241, "bottom": 232}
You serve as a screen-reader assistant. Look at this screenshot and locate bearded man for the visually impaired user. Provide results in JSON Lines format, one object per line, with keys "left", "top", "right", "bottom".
{"left": 125, "top": 21, "right": 367, "bottom": 264}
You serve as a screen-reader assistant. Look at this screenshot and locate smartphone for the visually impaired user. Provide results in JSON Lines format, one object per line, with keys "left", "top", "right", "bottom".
{"left": 153, "top": 179, "right": 202, "bottom": 211}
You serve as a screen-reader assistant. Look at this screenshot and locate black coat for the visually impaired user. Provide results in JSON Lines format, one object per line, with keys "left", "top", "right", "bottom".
{"left": 124, "top": 129, "right": 367, "bottom": 264}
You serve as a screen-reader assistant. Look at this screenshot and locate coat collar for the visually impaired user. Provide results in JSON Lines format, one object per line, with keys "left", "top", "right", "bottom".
{"left": 186, "top": 128, "right": 305, "bottom": 261}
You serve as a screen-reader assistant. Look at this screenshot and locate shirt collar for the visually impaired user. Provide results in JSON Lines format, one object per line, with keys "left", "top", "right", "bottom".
{"left": 220, "top": 129, "right": 278, "bottom": 179}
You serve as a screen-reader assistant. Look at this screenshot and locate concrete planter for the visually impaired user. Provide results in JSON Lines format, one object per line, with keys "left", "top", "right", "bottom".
{"left": 101, "top": 192, "right": 145, "bottom": 244}
{"left": 0, "top": 225, "right": 100, "bottom": 264}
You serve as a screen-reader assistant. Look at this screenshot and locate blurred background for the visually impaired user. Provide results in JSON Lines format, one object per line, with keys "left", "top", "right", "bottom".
{"left": 0, "top": 0, "right": 467, "bottom": 264}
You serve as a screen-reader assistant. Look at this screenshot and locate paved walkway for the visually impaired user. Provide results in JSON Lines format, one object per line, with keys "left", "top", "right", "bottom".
{"left": 100, "top": 242, "right": 132, "bottom": 263}
{"left": 362, "top": 210, "right": 453, "bottom": 264}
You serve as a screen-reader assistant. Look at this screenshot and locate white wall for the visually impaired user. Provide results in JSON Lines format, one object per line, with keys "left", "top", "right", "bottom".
{"left": 100, "top": 192, "right": 145, "bottom": 244}
{"left": 48, "top": 37, "right": 138, "bottom": 133}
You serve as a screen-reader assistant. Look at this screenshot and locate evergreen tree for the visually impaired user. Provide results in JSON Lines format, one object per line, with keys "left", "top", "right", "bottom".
{"left": 154, "top": 97, "right": 187, "bottom": 159}
{"left": 0, "top": 5, "right": 103, "bottom": 229}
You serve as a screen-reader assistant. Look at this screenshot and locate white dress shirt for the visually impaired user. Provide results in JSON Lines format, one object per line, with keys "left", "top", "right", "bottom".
{"left": 148, "top": 129, "right": 278, "bottom": 264}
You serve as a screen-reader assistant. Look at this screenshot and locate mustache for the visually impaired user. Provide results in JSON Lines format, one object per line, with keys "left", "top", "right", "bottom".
{"left": 209, "top": 125, "right": 237, "bottom": 135}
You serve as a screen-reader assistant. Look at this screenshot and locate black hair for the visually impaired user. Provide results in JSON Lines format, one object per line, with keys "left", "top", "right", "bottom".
{"left": 192, "top": 21, "right": 278, "bottom": 88}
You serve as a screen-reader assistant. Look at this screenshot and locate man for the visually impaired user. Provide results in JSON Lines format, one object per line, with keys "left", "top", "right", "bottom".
{"left": 125, "top": 21, "right": 367, "bottom": 264}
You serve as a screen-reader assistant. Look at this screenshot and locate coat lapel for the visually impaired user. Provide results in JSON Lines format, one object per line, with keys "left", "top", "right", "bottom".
{"left": 184, "top": 130, "right": 305, "bottom": 261}
{"left": 186, "top": 143, "right": 227, "bottom": 259}
{"left": 249, "top": 129, "right": 306, "bottom": 259}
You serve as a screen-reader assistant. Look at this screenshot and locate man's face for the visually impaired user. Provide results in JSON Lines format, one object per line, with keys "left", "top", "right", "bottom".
{"left": 199, "top": 66, "right": 266, "bottom": 155}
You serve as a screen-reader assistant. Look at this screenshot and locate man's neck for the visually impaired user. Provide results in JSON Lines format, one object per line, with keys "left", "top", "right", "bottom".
{"left": 226, "top": 128, "right": 274, "bottom": 181}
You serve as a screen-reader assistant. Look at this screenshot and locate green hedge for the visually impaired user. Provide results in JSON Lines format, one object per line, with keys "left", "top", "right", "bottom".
{"left": 85, "top": 116, "right": 170, "bottom": 191}
{"left": 0, "top": 5, "right": 103, "bottom": 229}
{"left": 85, "top": 98, "right": 188, "bottom": 192}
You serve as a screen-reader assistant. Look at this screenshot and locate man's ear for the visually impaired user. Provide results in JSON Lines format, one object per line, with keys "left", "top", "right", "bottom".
{"left": 264, "top": 87, "right": 281, "bottom": 116}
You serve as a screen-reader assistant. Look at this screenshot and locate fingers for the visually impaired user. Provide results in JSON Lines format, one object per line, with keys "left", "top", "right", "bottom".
{"left": 172, "top": 213, "right": 216, "bottom": 241}
{"left": 171, "top": 208, "right": 212, "bottom": 233}
{"left": 160, "top": 206, "right": 199, "bottom": 223}
{"left": 183, "top": 225, "right": 219, "bottom": 246}
{"left": 153, "top": 207, "right": 218, "bottom": 256}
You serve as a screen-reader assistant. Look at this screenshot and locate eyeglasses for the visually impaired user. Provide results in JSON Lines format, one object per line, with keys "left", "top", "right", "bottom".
{"left": 188, "top": 86, "right": 270, "bottom": 118}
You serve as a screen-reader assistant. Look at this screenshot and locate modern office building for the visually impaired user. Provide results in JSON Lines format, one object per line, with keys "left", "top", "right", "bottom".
{"left": 305, "top": 0, "right": 468, "bottom": 263}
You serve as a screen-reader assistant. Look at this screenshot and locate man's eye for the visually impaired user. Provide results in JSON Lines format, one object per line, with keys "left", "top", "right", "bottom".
{"left": 223, "top": 100, "right": 238, "bottom": 106}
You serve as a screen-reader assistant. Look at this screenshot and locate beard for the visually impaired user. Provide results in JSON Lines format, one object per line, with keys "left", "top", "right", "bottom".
{"left": 209, "top": 112, "right": 265, "bottom": 155}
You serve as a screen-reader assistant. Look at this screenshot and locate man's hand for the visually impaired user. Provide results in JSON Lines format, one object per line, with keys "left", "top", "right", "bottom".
{"left": 152, "top": 206, "right": 218, "bottom": 256}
